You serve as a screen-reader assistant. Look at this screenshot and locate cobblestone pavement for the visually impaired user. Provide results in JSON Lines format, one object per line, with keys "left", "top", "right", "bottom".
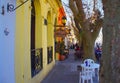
{"left": 41, "top": 49, "right": 99, "bottom": 83}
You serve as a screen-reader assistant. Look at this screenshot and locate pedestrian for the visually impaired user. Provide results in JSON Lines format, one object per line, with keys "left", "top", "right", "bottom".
{"left": 95, "top": 45, "right": 102, "bottom": 63}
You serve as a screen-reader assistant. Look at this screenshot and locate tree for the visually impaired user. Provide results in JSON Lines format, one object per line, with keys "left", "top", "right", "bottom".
{"left": 100, "top": 0, "right": 120, "bottom": 82}
{"left": 69, "top": 0, "right": 103, "bottom": 60}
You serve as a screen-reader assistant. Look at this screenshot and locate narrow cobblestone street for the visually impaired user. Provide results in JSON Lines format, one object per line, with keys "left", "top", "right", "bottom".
{"left": 41, "top": 49, "right": 99, "bottom": 83}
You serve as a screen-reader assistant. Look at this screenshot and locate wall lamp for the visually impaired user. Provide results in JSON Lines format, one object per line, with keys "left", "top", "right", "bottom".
{"left": 54, "top": 16, "right": 67, "bottom": 27}
{"left": 7, "top": 0, "right": 30, "bottom": 12}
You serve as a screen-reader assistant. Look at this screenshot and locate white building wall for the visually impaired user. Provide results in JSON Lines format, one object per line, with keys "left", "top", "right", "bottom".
{"left": 0, "top": 0, "right": 15, "bottom": 83}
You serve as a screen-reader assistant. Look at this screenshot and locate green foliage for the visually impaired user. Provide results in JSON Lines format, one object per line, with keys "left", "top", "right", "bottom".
{"left": 55, "top": 41, "right": 65, "bottom": 55}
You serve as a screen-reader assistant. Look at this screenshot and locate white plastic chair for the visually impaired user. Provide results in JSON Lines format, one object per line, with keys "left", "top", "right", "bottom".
{"left": 83, "top": 59, "right": 100, "bottom": 81}
{"left": 83, "top": 59, "right": 95, "bottom": 76}
{"left": 79, "top": 65, "right": 93, "bottom": 83}
{"left": 83, "top": 59, "right": 94, "bottom": 66}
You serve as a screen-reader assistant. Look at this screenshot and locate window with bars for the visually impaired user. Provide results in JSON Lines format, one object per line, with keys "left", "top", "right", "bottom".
{"left": 31, "top": 48, "right": 43, "bottom": 77}
{"left": 47, "top": 46, "right": 53, "bottom": 64}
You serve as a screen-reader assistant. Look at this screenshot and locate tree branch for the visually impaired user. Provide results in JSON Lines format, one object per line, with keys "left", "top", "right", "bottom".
{"left": 75, "top": 0, "right": 85, "bottom": 20}
{"left": 69, "top": 0, "right": 86, "bottom": 27}
{"left": 69, "top": 0, "right": 79, "bottom": 17}
{"left": 62, "top": 1, "right": 69, "bottom": 8}
{"left": 91, "top": 18, "right": 103, "bottom": 40}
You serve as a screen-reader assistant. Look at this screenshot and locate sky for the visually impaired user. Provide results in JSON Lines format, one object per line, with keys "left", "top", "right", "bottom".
{"left": 61, "top": 0, "right": 104, "bottom": 19}
{"left": 62, "top": 0, "right": 103, "bottom": 45}
{"left": 61, "top": 0, "right": 71, "bottom": 23}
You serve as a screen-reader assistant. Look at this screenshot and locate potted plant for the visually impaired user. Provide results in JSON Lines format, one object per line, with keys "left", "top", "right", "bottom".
{"left": 59, "top": 41, "right": 66, "bottom": 61}
{"left": 55, "top": 41, "right": 66, "bottom": 61}
{"left": 55, "top": 41, "right": 61, "bottom": 60}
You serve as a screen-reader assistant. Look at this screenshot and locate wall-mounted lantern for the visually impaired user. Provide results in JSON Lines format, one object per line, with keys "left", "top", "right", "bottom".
{"left": 54, "top": 16, "right": 67, "bottom": 27}
{"left": 62, "top": 16, "right": 67, "bottom": 26}
{"left": 44, "top": 19, "right": 47, "bottom": 25}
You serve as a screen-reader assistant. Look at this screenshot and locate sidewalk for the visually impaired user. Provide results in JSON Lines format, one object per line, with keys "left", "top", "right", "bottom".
{"left": 41, "top": 49, "right": 81, "bottom": 83}
{"left": 41, "top": 49, "right": 99, "bottom": 83}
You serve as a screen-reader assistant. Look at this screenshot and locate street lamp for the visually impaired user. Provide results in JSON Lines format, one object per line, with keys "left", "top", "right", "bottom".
{"left": 54, "top": 16, "right": 67, "bottom": 27}
{"left": 62, "top": 16, "right": 67, "bottom": 26}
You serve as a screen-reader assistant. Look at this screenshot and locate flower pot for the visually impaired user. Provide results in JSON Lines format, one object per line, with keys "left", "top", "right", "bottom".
{"left": 60, "top": 55, "right": 66, "bottom": 61}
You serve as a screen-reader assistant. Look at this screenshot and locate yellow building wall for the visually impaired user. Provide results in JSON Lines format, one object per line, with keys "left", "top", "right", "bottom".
{"left": 15, "top": 0, "right": 61, "bottom": 83}
{"left": 15, "top": 0, "right": 31, "bottom": 83}
{"left": 34, "top": 0, "right": 42, "bottom": 48}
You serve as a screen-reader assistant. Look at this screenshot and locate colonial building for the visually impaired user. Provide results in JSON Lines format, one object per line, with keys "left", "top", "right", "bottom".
{"left": 0, "top": 0, "right": 66, "bottom": 83}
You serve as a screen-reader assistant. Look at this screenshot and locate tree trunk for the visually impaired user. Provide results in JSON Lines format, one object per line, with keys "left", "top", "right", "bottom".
{"left": 100, "top": 0, "right": 120, "bottom": 82}
{"left": 80, "top": 21, "right": 101, "bottom": 61}
{"left": 69, "top": 0, "right": 103, "bottom": 61}
{"left": 82, "top": 30, "right": 96, "bottom": 60}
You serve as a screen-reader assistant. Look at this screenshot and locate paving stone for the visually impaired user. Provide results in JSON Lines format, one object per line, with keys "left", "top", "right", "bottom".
{"left": 41, "top": 49, "right": 99, "bottom": 83}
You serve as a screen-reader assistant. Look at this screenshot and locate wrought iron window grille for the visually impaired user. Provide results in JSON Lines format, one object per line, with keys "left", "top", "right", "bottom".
{"left": 47, "top": 46, "right": 53, "bottom": 64}
{"left": 31, "top": 48, "right": 43, "bottom": 77}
